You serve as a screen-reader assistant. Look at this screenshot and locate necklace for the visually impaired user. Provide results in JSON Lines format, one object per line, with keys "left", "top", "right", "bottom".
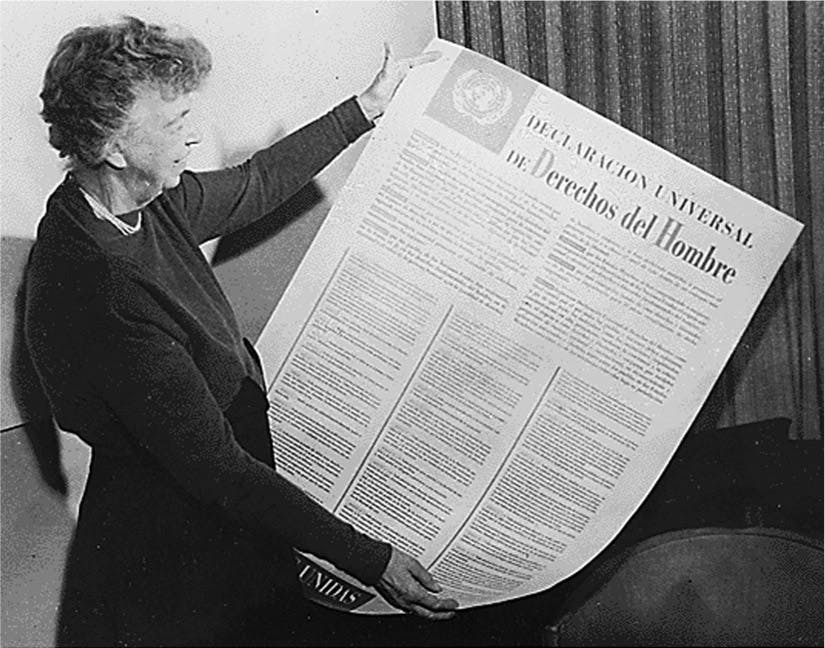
{"left": 77, "top": 183, "right": 142, "bottom": 236}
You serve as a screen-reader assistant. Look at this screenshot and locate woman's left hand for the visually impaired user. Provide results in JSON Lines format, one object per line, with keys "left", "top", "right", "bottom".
{"left": 375, "top": 547, "right": 459, "bottom": 620}
{"left": 357, "top": 43, "right": 442, "bottom": 122}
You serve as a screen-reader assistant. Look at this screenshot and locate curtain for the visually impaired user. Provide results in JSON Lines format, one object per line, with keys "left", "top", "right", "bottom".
{"left": 436, "top": 1, "right": 823, "bottom": 439}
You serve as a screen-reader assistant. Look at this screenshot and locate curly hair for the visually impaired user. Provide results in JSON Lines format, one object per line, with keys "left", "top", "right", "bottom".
{"left": 40, "top": 16, "right": 212, "bottom": 167}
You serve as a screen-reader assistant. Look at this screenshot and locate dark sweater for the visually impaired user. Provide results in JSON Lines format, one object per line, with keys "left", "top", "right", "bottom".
{"left": 25, "top": 97, "right": 391, "bottom": 616}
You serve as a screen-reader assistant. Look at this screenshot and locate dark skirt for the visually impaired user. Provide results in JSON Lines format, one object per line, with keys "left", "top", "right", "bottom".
{"left": 57, "top": 378, "right": 312, "bottom": 647}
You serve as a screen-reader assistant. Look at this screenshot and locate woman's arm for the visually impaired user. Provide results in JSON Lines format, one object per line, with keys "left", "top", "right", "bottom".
{"left": 169, "top": 44, "right": 441, "bottom": 244}
{"left": 172, "top": 97, "right": 371, "bottom": 244}
{"left": 90, "top": 281, "right": 456, "bottom": 617}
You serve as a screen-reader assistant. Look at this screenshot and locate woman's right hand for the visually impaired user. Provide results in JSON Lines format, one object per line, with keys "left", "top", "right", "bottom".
{"left": 375, "top": 547, "right": 459, "bottom": 620}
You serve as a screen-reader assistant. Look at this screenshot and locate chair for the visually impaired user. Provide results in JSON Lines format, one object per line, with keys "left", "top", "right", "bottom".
{"left": 543, "top": 527, "right": 823, "bottom": 647}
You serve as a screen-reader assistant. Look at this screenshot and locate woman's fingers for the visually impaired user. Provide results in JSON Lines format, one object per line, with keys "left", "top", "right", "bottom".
{"left": 358, "top": 44, "right": 442, "bottom": 121}
{"left": 410, "top": 590, "right": 459, "bottom": 613}
{"left": 408, "top": 601, "right": 459, "bottom": 621}
{"left": 397, "top": 588, "right": 459, "bottom": 620}
{"left": 406, "top": 50, "right": 442, "bottom": 69}
{"left": 407, "top": 556, "right": 442, "bottom": 592}
{"left": 377, "top": 548, "right": 459, "bottom": 619}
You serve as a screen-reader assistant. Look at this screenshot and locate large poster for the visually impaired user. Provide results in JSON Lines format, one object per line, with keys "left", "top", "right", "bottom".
{"left": 255, "top": 39, "right": 802, "bottom": 613}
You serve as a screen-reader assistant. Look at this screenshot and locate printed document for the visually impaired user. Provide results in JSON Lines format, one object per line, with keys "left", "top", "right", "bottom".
{"left": 256, "top": 38, "right": 803, "bottom": 613}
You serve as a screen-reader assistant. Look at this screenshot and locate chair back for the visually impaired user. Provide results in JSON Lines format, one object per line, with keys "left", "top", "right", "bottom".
{"left": 544, "top": 527, "right": 823, "bottom": 647}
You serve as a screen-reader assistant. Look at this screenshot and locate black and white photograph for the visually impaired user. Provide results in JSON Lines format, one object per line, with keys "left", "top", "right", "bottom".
{"left": 1, "top": 2, "right": 822, "bottom": 646}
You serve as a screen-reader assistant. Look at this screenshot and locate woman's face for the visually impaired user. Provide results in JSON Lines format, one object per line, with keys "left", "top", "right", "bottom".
{"left": 115, "top": 87, "right": 201, "bottom": 204}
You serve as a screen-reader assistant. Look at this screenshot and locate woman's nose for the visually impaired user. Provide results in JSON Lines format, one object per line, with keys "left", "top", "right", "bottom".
{"left": 186, "top": 126, "right": 202, "bottom": 146}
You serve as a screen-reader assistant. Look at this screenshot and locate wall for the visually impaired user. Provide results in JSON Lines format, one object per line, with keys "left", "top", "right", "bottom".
{"left": 0, "top": 3, "right": 436, "bottom": 646}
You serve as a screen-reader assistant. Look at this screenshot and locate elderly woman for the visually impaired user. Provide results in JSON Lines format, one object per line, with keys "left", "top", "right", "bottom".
{"left": 25, "top": 16, "right": 456, "bottom": 647}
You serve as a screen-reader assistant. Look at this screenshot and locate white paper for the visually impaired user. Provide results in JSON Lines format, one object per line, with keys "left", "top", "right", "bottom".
{"left": 256, "top": 39, "right": 803, "bottom": 613}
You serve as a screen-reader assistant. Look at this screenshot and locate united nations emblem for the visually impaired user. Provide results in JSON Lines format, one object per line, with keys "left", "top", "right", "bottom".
{"left": 452, "top": 69, "right": 513, "bottom": 126}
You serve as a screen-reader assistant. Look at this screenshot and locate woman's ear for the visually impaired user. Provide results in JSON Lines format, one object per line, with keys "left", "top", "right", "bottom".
{"left": 102, "top": 140, "right": 127, "bottom": 170}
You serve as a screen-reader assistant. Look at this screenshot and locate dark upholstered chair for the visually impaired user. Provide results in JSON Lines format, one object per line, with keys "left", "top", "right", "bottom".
{"left": 543, "top": 527, "right": 823, "bottom": 647}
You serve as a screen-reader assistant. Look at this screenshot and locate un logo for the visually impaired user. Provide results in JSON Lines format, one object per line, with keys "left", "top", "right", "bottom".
{"left": 452, "top": 69, "right": 513, "bottom": 126}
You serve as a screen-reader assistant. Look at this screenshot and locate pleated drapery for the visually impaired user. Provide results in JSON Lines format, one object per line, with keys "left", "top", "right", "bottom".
{"left": 436, "top": 1, "right": 823, "bottom": 439}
